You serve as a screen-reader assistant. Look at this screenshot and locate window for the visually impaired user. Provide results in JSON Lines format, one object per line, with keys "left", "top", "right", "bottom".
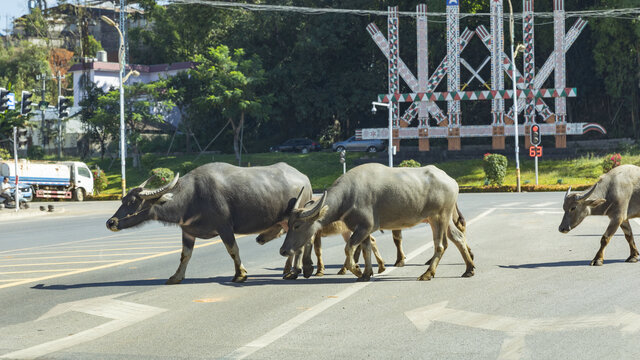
{"left": 78, "top": 166, "right": 91, "bottom": 179}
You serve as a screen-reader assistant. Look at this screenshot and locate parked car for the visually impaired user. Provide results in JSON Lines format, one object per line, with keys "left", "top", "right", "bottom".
{"left": 270, "top": 138, "right": 322, "bottom": 153}
{"left": 332, "top": 136, "right": 386, "bottom": 153}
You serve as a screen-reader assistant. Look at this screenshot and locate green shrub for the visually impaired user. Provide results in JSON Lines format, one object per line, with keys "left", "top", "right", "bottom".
{"left": 179, "top": 161, "right": 198, "bottom": 174}
{"left": 141, "top": 153, "right": 157, "bottom": 169}
{"left": 483, "top": 153, "right": 508, "bottom": 186}
{"left": 28, "top": 145, "right": 44, "bottom": 159}
{"left": 92, "top": 168, "right": 108, "bottom": 194}
{"left": 399, "top": 159, "right": 421, "bottom": 167}
{"left": 0, "top": 148, "right": 10, "bottom": 160}
{"left": 602, "top": 153, "right": 621, "bottom": 173}
{"left": 147, "top": 167, "right": 175, "bottom": 188}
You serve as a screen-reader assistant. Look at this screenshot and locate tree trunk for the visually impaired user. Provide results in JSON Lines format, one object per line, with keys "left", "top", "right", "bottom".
{"left": 232, "top": 113, "right": 244, "bottom": 165}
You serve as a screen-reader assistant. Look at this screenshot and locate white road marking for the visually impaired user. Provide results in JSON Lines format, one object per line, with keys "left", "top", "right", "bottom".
{"left": 533, "top": 210, "right": 565, "bottom": 215}
{"left": 497, "top": 202, "right": 524, "bottom": 207}
{"left": 530, "top": 201, "right": 557, "bottom": 208}
{"left": 0, "top": 293, "right": 166, "bottom": 359}
{"left": 224, "top": 210, "right": 493, "bottom": 359}
{"left": 404, "top": 301, "right": 640, "bottom": 360}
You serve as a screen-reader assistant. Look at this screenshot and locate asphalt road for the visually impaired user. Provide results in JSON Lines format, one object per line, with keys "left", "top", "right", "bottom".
{"left": 0, "top": 193, "right": 639, "bottom": 360}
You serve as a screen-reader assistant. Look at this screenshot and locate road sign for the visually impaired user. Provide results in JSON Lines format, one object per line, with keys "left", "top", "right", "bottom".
{"left": 7, "top": 93, "right": 15, "bottom": 110}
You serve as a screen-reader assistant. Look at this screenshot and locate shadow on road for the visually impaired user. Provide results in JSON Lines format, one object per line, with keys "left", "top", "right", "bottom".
{"left": 29, "top": 263, "right": 446, "bottom": 290}
{"left": 499, "top": 259, "right": 627, "bottom": 269}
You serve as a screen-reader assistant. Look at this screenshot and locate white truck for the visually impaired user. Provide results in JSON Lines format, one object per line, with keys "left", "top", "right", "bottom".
{"left": 0, "top": 160, "right": 94, "bottom": 201}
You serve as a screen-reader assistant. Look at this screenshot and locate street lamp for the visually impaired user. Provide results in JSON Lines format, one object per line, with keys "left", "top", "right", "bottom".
{"left": 507, "top": 0, "right": 522, "bottom": 192}
{"left": 371, "top": 100, "right": 393, "bottom": 167}
{"left": 101, "top": 15, "right": 127, "bottom": 197}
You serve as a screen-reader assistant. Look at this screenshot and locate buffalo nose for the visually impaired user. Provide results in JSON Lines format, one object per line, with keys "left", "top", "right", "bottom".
{"left": 106, "top": 218, "right": 117, "bottom": 230}
{"left": 558, "top": 225, "right": 570, "bottom": 233}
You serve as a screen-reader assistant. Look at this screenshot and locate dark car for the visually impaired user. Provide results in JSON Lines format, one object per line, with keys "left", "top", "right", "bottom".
{"left": 332, "top": 136, "right": 386, "bottom": 153}
{"left": 270, "top": 138, "right": 322, "bottom": 153}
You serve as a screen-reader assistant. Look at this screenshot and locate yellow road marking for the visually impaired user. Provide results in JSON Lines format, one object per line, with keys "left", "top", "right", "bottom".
{"left": 0, "top": 227, "right": 172, "bottom": 255}
{"left": 0, "top": 269, "right": 84, "bottom": 275}
{"left": 1, "top": 253, "right": 160, "bottom": 261}
{"left": 0, "top": 261, "right": 114, "bottom": 267}
{"left": 0, "top": 240, "right": 222, "bottom": 290}
{"left": 3, "top": 246, "right": 185, "bottom": 256}
{"left": 0, "top": 278, "right": 36, "bottom": 283}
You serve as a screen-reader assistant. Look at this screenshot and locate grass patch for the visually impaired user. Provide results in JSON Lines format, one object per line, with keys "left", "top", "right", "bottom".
{"left": 84, "top": 151, "right": 640, "bottom": 196}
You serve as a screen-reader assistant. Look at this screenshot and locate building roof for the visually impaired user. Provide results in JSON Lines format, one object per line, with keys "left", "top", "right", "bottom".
{"left": 68, "top": 61, "right": 196, "bottom": 73}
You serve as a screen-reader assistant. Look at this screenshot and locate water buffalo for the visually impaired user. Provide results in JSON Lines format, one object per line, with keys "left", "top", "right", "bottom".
{"left": 279, "top": 163, "right": 475, "bottom": 281}
{"left": 559, "top": 164, "right": 640, "bottom": 265}
{"left": 106, "top": 162, "right": 313, "bottom": 284}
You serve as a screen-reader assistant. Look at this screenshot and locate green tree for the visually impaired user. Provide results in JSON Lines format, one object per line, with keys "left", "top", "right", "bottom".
{"left": 78, "top": 82, "right": 114, "bottom": 159}
{"left": 188, "top": 45, "right": 270, "bottom": 163}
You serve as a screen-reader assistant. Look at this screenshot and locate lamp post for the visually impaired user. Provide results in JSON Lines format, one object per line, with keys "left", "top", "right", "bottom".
{"left": 101, "top": 15, "right": 127, "bottom": 197}
{"left": 507, "top": 0, "right": 522, "bottom": 192}
{"left": 371, "top": 100, "right": 393, "bottom": 167}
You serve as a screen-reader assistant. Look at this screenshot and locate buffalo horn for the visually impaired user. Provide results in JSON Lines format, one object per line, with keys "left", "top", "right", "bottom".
{"left": 139, "top": 173, "right": 180, "bottom": 200}
{"left": 300, "top": 191, "right": 326, "bottom": 219}
{"left": 576, "top": 184, "right": 597, "bottom": 202}
{"left": 293, "top": 187, "right": 305, "bottom": 209}
{"left": 564, "top": 186, "right": 572, "bottom": 200}
{"left": 138, "top": 176, "right": 154, "bottom": 189}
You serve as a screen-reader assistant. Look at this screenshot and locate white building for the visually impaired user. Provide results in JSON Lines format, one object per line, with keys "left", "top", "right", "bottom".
{"left": 68, "top": 60, "right": 195, "bottom": 107}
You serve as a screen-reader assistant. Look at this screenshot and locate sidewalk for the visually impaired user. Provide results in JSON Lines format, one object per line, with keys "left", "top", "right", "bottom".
{"left": 0, "top": 204, "right": 64, "bottom": 222}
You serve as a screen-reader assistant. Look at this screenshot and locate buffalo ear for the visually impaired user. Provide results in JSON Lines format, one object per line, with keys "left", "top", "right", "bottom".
{"left": 317, "top": 205, "right": 329, "bottom": 221}
{"left": 585, "top": 198, "right": 606, "bottom": 208}
{"left": 157, "top": 193, "right": 174, "bottom": 204}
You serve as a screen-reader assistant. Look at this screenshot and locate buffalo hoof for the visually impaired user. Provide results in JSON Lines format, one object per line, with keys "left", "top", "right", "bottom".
{"left": 232, "top": 275, "right": 248, "bottom": 283}
{"left": 462, "top": 269, "right": 475, "bottom": 278}
{"left": 377, "top": 264, "right": 386, "bottom": 273}
{"left": 394, "top": 259, "right": 405, "bottom": 267}
{"left": 283, "top": 271, "right": 299, "bottom": 280}
{"left": 418, "top": 271, "right": 435, "bottom": 281}
{"left": 625, "top": 256, "right": 639, "bottom": 263}
{"left": 350, "top": 266, "right": 363, "bottom": 278}
{"left": 337, "top": 267, "right": 347, "bottom": 275}
{"left": 315, "top": 270, "right": 325, "bottom": 277}
{"left": 590, "top": 258, "right": 604, "bottom": 266}
{"left": 166, "top": 276, "right": 183, "bottom": 285}
{"left": 303, "top": 265, "right": 314, "bottom": 278}
{"left": 356, "top": 274, "right": 371, "bottom": 282}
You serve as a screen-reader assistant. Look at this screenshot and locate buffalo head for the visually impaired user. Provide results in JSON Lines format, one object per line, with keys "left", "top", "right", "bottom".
{"left": 558, "top": 185, "right": 606, "bottom": 233}
{"left": 279, "top": 190, "right": 328, "bottom": 257}
{"left": 106, "top": 173, "right": 180, "bottom": 231}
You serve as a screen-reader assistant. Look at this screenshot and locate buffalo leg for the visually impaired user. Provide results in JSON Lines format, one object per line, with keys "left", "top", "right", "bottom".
{"left": 446, "top": 218, "right": 475, "bottom": 277}
{"left": 358, "top": 237, "right": 374, "bottom": 282}
{"left": 338, "top": 232, "right": 355, "bottom": 275}
{"left": 419, "top": 217, "right": 448, "bottom": 281}
{"left": 314, "top": 233, "right": 325, "bottom": 276}
{"left": 302, "top": 242, "right": 314, "bottom": 278}
{"left": 591, "top": 218, "right": 623, "bottom": 266}
{"left": 283, "top": 248, "right": 303, "bottom": 280}
{"left": 219, "top": 227, "right": 248, "bottom": 282}
{"left": 619, "top": 220, "right": 639, "bottom": 263}
{"left": 167, "top": 232, "right": 196, "bottom": 285}
{"left": 345, "top": 227, "right": 370, "bottom": 278}
{"left": 283, "top": 255, "right": 293, "bottom": 275}
{"left": 392, "top": 230, "right": 406, "bottom": 267}
{"left": 370, "top": 236, "right": 386, "bottom": 273}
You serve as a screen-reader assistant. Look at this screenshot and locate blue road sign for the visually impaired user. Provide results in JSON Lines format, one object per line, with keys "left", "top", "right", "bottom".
{"left": 447, "top": 0, "right": 459, "bottom": 6}
{"left": 7, "top": 93, "right": 15, "bottom": 110}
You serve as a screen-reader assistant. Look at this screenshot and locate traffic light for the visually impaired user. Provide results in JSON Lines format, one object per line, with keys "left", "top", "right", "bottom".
{"left": 17, "top": 127, "right": 28, "bottom": 148}
{"left": 0, "top": 88, "right": 9, "bottom": 112}
{"left": 530, "top": 124, "right": 541, "bottom": 146}
{"left": 57, "top": 96, "right": 70, "bottom": 118}
{"left": 21, "top": 90, "right": 33, "bottom": 115}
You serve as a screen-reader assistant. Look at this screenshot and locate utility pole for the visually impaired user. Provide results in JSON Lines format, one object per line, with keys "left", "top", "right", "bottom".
{"left": 56, "top": 70, "right": 65, "bottom": 159}
{"left": 36, "top": 73, "right": 47, "bottom": 152}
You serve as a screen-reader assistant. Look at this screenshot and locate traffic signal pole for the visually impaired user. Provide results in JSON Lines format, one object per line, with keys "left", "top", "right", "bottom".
{"left": 12, "top": 126, "right": 19, "bottom": 212}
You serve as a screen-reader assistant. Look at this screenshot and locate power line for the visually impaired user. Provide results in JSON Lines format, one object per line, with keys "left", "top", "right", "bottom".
{"left": 165, "top": 1, "right": 640, "bottom": 20}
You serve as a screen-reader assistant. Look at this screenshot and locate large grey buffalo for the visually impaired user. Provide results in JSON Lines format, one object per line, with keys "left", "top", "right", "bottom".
{"left": 279, "top": 163, "right": 474, "bottom": 281}
{"left": 106, "top": 162, "right": 313, "bottom": 284}
{"left": 559, "top": 164, "right": 640, "bottom": 265}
